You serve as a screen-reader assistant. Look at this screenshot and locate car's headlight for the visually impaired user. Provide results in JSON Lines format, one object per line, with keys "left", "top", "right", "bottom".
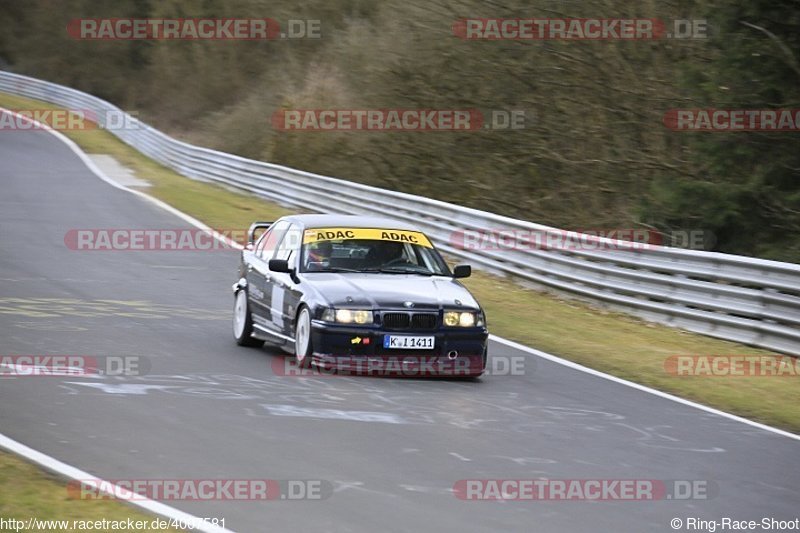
{"left": 444, "top": 310, "right": 483, "bottom": 327}
{"left": 321, "top": 308, "right": 373, "bottom": 324}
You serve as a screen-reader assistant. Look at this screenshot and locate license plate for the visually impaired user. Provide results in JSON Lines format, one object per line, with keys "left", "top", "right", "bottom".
{"left": 383, "top": 335, "right": 434, "bottom": 350}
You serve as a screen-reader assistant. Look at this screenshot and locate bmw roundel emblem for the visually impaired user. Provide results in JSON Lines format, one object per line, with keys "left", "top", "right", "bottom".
{"left": 403, "top": 301, "right": 414, "bottom": 308}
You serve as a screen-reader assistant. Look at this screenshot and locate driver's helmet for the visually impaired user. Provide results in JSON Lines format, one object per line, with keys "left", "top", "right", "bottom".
{"left": 306, "top": 241, "right": 333, "bottom": 267}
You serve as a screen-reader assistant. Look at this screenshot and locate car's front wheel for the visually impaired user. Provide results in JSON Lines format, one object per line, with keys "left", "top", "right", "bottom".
{"left": 233, "top": 289, "right": 263, "bottom": 347}
{"left": 294, "top": 306, "right": 313, "bottom": 367}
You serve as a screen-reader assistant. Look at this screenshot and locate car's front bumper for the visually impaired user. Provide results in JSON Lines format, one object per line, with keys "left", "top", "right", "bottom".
{"left": 309, "top": 320, "right": 488, "bottom": 377}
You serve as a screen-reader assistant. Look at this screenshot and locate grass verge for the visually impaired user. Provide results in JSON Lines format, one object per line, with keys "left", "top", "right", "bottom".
{"left": 2, "top": 93, "right": 798, "bottom": 438}
{"left": 0, "top": 450, "right": 178, "bottom": 532}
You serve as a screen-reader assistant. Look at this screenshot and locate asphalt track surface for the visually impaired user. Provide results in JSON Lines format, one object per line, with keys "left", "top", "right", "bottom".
{"left": 1, "top": 124, "right": 799, "bottom": 533}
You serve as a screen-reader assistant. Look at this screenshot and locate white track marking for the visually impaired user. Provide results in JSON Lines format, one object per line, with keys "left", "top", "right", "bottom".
{"left": 0, "top": 106, "right": 796, "bottom": 525}
{"left": 0, "top": 434, "right": 234, "bottom": 533}
{"left": 490, "top": 335, "right": 800, "bottom": 441}
{"left": 0, "top": 108, "right": 240, "bottom": 531}
{"left": 261, "top": 404, "right": 406, "bottom": 424}
{"left": 0, "top": 108, "right": 241, "bottom": 251}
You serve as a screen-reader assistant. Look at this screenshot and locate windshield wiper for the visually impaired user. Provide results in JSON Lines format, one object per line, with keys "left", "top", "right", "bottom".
{"left": 312, "top": 267, "right": 363, "bottom": 273}
{"left": 361, "top": 267, "right": 434, "bottom": 276}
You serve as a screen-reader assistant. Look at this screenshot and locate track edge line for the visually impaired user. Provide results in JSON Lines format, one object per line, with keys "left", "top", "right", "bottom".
{"left": 0, "top": 433, "right": 236, "bottom": 533}
{"left": 490, "top": 334, "right": 800, "bottom": 441}
{"left": 3, "top": 106, "right": 796, "bottom": 447}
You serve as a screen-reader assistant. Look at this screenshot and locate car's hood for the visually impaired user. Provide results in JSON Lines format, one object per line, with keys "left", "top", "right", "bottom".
{"left": 306, "top": 273, "right": 480, "bottom": 310}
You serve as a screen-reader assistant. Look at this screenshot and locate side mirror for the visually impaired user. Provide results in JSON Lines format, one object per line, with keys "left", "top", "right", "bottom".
{"left": 245, "top": 243, "right": 254, "bottom": 252}
{"left": 268, "top": 259, "right": 292, "bottom": 273}
{"left": 452, "top": 264, "right": 471, "bottom": 278}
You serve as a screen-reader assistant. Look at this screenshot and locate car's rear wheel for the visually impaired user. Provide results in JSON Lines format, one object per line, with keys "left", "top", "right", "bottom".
{"left": 294, "top": 306, "right": 313, "bottom": 367}
{"left": 233, "top": 289, "right": 263, "bottom": 347}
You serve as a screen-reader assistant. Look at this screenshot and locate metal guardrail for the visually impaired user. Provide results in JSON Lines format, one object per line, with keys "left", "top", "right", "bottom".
{"left": 2, "top": 69, "right": 799, "bottom": 355}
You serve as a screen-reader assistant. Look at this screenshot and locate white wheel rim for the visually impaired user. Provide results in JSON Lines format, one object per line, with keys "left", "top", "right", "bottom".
{"left": 233, "top": 291, "right": 247, "bottom": 339}
{"left": 295, "top": 309, "right": 310, "bottom": 361}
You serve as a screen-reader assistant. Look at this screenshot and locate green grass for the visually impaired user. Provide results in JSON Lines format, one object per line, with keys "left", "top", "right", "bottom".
{"left": 0, "top": 451, "right": 178, "bottom": 532}
{"left": 2, "top": 92, "right": 798, "bottom": 438}
{"left": 465, "top": 272, "right": 799, "bottom": 430}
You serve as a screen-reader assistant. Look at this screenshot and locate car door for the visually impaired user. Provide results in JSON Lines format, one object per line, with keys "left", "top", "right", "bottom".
{"left": 264, "top": 223, "right": 303, "bottom": 339}
{"left": 247, "top": 220, "right": 289, "bottom": 327}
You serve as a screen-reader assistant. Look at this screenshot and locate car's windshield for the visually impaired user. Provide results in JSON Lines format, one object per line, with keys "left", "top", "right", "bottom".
{"left": 300, "top": 229, "right": 449, "bottom": 275}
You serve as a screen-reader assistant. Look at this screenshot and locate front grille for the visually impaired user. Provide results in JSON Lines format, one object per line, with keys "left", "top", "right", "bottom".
{"left": 381, "top": 312, "right": 437, "bottom": 330}
{"left": 382, "top": 312, "right": 410, "bottom": 329}
{"left": 411, "top": 313, "right": 438, "bottom": 329}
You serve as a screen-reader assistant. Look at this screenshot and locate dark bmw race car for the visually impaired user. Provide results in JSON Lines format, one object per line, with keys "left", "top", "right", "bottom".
{"left": 232, "top": 214, "right": 488, "bottom": 377}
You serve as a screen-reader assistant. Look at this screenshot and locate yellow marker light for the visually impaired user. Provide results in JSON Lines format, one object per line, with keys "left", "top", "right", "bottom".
{"left": 444, "top": 311, "right": 460, "bottom": 326}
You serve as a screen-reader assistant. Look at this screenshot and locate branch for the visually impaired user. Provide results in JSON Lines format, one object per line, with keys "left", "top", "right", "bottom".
{"left": 739, "top": 20, "right": 800, "bottom": 78}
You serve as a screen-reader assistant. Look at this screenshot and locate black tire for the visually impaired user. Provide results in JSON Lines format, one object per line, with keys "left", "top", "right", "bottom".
{"left": 233, "top": 289, "right": 263, "bottom": 347}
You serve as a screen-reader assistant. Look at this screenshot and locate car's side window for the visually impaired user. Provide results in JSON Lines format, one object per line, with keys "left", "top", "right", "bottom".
{"left": 274, "top": 223, "right": 302, "bottom": 267}
{"left": 256, "top": 220, "right": 289, "bottom": 261}
{"left": 253, "top": 231, "right": 269, "bottom": 253}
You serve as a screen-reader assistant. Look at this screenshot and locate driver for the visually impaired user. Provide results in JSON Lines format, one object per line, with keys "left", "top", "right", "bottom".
{"left": 368, "top": 241, "right": 405, "bottom": 267}
{"left": 305, "top": 241, "right": 333, "bottom": 270}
